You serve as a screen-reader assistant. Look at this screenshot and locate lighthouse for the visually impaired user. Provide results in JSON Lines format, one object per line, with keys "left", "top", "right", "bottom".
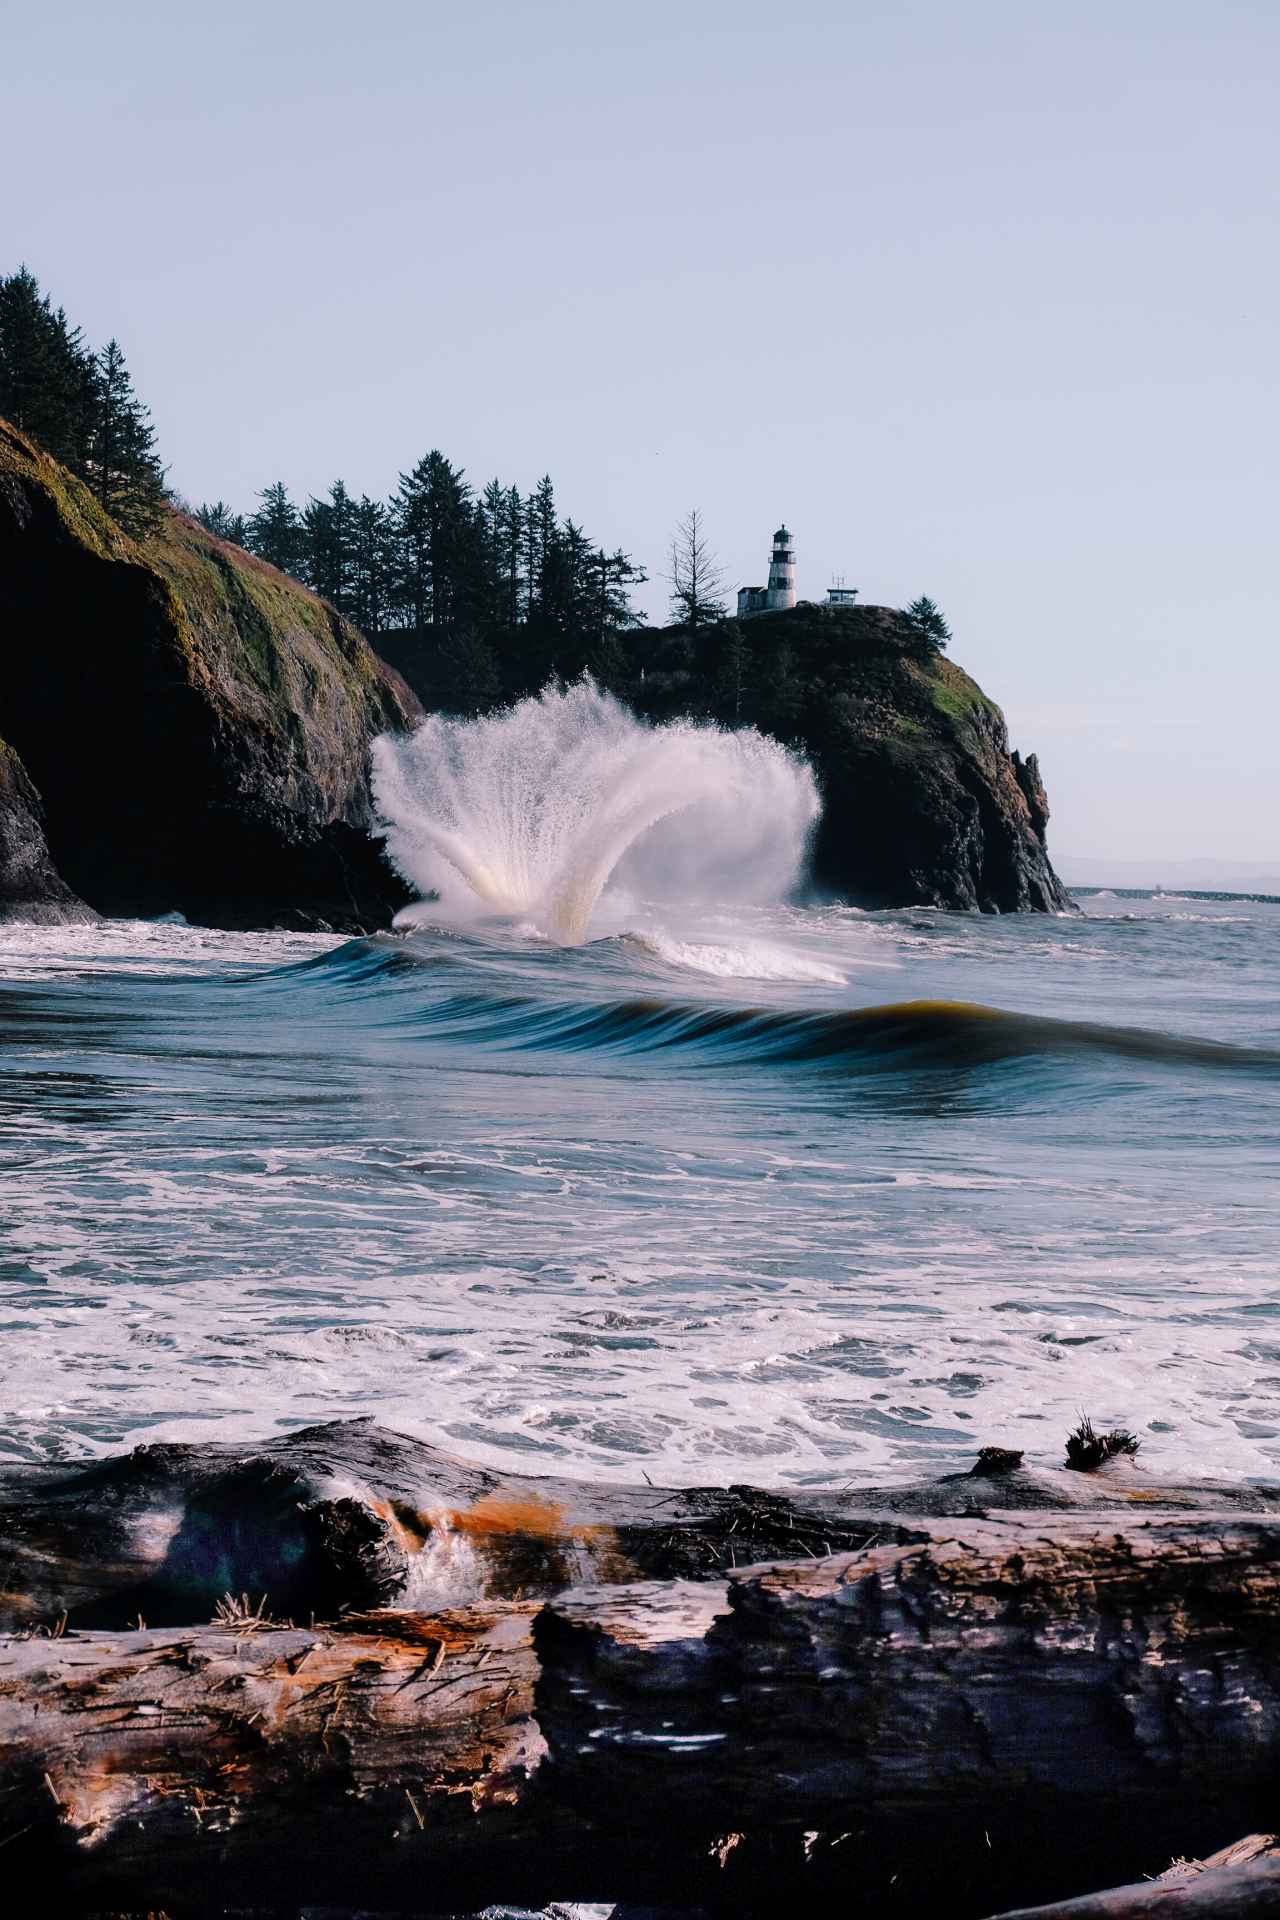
{"left": 766, "top": 524, "right": 796, "bottom": 611}
{"left": 736, "top": 523, "right": 798, "bottom": 619}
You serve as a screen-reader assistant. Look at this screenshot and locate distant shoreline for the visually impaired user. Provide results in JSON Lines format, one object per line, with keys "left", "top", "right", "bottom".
{"left": 1071, "top": 885, "right": 1280, "bottom": 905}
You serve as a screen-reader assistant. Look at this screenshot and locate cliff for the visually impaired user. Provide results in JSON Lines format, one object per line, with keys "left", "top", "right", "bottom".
{"left": 0, "top": 739, "right": 97, "bottom": 925}
{"left": 0, "top": 418, "right": 422, "bottom": 929}
{"left": 632, "top": 603, "right": 1071, "bottom": 913}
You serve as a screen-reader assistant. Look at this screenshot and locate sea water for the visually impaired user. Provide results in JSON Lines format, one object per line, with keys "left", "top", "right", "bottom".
{"left": 1, "top": 691, "right": 1277, "bottom": 1486}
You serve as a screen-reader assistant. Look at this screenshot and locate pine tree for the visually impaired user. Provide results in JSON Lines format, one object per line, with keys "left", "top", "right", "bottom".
{"left": 390, "top": 458, "right": 431, "bottom": 631}
{"left": 473, "top": 481, "right": 528, "bottom": 695}
{"left": 903, "top": 595, "right": 952, "bottom": 657}
{"left": 390, "top": 452, "right": 475, "bottom": 634}
{"left": 350, "top": 494, "right": 394, "bottom": 635}
{"left": 90, "top": 338, "right": 166, "bottom": 537}
{"left": 195, "top": 500, "right": 248, "bottom": 544}
{"left": 501, "top": 485, "right": 525, "bottom": 632}
{"left": 300, "top": 480, "right": 358, "bottom": 613}
{"left": 475, "top": 480, "right": 510, "bottom": 631}
{"left": 524, "top": 475, "right": 557, "bottom": 619}
{"left": 1, "top": 270, "right": 165, "bottom": 536}
{"left": 592, "top": 546, "right": 645, "bottom": 642}
{"left": 0, "top": 267, "right": 98, "bottom": 471}
{"left": 247, "top": 482, "right": 302, "bottom": 575}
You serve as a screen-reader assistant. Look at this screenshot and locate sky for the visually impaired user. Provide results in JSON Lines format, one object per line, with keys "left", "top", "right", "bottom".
{"left": 5, "top": 0, "right": 1277, "bottom": 868}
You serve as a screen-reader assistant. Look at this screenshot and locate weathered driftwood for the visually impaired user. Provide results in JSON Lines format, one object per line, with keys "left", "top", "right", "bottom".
{"left": 2, "top": 1415, "right": 1273, "bottom": 1629}
{"left": 2, "top": 1511, "right": 1279, "bottom": 1914}
{"left": 987, "top": 1834, "right": 1280, "bottom": 1917}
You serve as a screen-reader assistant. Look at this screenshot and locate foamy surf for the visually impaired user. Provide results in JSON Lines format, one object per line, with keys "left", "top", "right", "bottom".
{"left": 1, "top": 891, "right": 1278, "bottom": 1487}
{"left": 624, "top": 930, "right": 848, "bottom": 986}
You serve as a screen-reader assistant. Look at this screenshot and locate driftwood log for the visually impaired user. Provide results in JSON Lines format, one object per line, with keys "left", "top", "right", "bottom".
{"left": 3, "top": 1413, "right": 1273, "bottom": 1631}
{"left": 988, "top": 1834, "right": 1280, "bottom": 1917}
{"left": 0, "top": 1419, "right": 1278, "bottom": 1915}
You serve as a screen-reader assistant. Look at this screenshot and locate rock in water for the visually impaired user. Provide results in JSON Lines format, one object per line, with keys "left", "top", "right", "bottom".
{"left": 631, "top": 604, "right": 1073, "bottom": 914}
{"left": 805, "top": 634, "right": 1073, "bottom": 912}
{"left": 0, "top": 739, "right": 97, "bottom": 925}
{"left": 0, "top": 417, "right": 423, "bottom": 930}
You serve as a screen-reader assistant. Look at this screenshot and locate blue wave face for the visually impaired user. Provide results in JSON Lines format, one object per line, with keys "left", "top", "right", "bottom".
{"left": 230, "top": 928, "right": 1280, "bottom": 1082}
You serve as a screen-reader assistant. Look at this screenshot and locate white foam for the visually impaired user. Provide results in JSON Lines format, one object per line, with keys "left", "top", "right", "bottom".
{"left": 0, "top": 918, "right": 333, "bottom": 981}
{"left": 629, "top": 930, "right": 847, "bottom": 986}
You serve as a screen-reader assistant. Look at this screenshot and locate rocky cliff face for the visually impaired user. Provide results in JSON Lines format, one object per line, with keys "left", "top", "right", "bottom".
{"left": 633, "top": 604, "right": 1072, "bottom": 914}
{"left": 807, "top": 653, "right": 1071, "bottom": 913}
{"left": 0, "top": 740, "right": 97, "bottom": 925}
{"left": 0, "top": 419, "right": 422, "bottom": 929}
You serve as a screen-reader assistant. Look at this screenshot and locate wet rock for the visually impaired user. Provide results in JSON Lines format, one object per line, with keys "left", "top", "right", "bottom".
{"left": 0, "top": 738, "right": 97, "bottom": 925}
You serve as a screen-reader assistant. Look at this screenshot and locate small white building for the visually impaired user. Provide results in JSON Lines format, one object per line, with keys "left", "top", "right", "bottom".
{"left": 737, "top": 524, "right": 797, "bottom": 619}
{"left": 825, "top": 574, "right": 859, "bottom": 609}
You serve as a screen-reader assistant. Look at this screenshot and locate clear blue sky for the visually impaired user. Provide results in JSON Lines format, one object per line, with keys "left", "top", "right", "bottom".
{"left": 6, "top": 0, "right": 1277, "bottom": 865}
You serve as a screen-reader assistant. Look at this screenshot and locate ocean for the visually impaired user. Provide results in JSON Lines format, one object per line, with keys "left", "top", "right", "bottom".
{"left": 2, "top": 885, "right": 1277, "bottom": 1487}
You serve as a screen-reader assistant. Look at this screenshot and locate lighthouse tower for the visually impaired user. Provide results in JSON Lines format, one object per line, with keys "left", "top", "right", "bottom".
{"left": 766, "top": 524, "right": 796, "bottom": 611}
{"left": 736, "top": 523, "right": 799, "bottom": 618}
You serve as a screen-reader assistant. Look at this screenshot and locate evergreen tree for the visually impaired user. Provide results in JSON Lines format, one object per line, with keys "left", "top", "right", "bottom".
{"left": 668, "top": 508, "right": 727, "bottom": 628}
{"left": 903, "top": 595, "right": 952, "bottom": 657}
{"left": 90, "top": 337, "right": 166, "bottom": 537}
{"left": 247, "top": 482, "right": 302, "bottom": 574}
{"left": 301, "top": 479, "right": 357, "bottom": 613}
{"left": 350, "top": 494, "right": 394, "bottom": 635}
{"left": 523, "top": 475, "right": 558, "bottom": 619}
{"left": 390, "top": 457, "right": 431, "bottom": 631}
{"left": 195, "top": 500, "right": 248, "bottom": 544}
{"left": 501, "top": 485, "right": 525, "bottom": 632}
{"left": 471, "top": 481, "right": 528, "bottom": 694}
{"left": 0, "top": 266, "right": 98, "bottom": 470}
{"left": 592, "top": 546, "right": 646, "bottom": 643}
{"left": 474, "top": 480, "right": 504, "bottom": 609}
{"left": 390, "top": 451, "right": 475, "bottom": 633}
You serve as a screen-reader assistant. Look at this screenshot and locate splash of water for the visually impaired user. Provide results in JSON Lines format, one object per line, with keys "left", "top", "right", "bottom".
{"left": 371, "top": 680, "right": 821, "bottom": 944}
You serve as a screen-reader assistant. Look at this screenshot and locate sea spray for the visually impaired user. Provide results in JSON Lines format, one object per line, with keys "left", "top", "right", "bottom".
{"left": 372, "top": 679, "right": 821, "bottom": 943}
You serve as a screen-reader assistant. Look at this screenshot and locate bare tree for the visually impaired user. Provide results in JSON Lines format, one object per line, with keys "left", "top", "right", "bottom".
{"left": 667, "top": 508, "right": 728, "bottom": 628}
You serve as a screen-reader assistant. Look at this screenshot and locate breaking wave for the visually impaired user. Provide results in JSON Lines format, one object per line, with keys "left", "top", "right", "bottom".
{"left": 243, "top": 940, "right": 1280, "bottom": 1079}
{"left": 371, "top": 680, "right": 821, "bottom": 943}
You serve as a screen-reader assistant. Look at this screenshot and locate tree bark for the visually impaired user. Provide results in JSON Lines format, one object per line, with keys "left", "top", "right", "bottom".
{"left": 2, "top": 1511, "right": 1279, "bottom": 1914}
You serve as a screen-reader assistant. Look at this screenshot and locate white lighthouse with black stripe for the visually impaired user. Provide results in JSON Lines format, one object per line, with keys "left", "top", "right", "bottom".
{"left": 766, "top": 524, "right": 796, "bottom": 611}
{"left": 736, "top": 523, "right": 798, "bottom": 618}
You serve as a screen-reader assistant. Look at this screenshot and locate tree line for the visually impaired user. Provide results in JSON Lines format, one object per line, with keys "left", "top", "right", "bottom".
{"left": 197, "top": 461, "right": 645, "bottom": 709}
{"left": 0, "top": 266, "right": 166, "bottom": 536}
{"left": 2, "top": 266, "right": 955, "bottom": 720}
